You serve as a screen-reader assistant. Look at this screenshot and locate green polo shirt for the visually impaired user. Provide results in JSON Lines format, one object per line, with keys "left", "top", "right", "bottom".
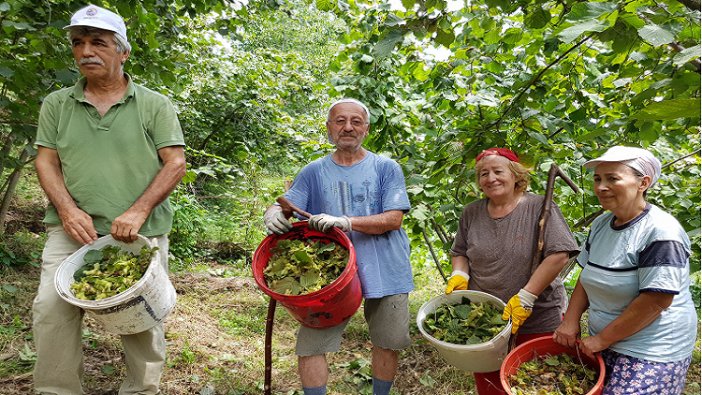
{"left": 35, "top": 75, "right": 184, "bottom": 236}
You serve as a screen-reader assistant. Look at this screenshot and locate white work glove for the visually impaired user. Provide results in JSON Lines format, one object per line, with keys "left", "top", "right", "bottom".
{"left": 308, "top": 214, "right": 352, "bottom": 233}
{"left": 263, "top": 207, "right": 293, "bottom": 235}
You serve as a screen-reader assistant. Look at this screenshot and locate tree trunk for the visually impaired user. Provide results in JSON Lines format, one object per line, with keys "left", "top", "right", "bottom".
{"left": 676, "top": 0, "right": 701, "bottom": 11}
{"left": 0, "top": 148, "right": 29, "bottom": 233}
{"left": 0, "top": 133, "right": 14, "bottom": 176}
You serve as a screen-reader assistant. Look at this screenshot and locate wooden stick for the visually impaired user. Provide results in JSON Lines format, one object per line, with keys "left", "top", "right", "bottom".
{"left": 276, "top": 196, "right": 311, "bottom": 219}
{"left": 264, "top": 299, "right": 276, "bottom": 395}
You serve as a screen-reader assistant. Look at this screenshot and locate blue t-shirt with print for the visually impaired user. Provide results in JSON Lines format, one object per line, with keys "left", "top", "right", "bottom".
{"left": 577, "top": 204, "right": 697, "bottom": 362}
{"left": 284, "top": 152, "right": 414, "bottom": 298}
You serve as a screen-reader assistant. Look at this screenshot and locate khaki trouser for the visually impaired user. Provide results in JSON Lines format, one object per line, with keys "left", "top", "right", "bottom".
{"left": 32, "top": 225, "right": 169, "bottom": 395}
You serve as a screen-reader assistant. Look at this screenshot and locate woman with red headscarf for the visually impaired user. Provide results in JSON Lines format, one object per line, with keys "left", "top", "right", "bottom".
{"left": 446, "top": 148, "right": 579, "bottom": 394}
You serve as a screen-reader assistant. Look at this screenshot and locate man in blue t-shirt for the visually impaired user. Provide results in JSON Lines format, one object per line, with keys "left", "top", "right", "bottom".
{"left": 263, "top": 98, "right": 414, "bottom": 395}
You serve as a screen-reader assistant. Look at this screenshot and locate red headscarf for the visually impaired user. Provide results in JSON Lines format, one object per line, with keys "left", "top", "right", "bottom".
{"left": 475, "top": 147, "right": 519, "bottom": 163}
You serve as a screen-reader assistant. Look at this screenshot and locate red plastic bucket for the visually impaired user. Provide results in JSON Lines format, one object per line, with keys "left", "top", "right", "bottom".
{"left": 252, "top": 221, "right": 362, "bottom": 328}
{"left": 500, "top": 335, "right": 605, "bottom": 395}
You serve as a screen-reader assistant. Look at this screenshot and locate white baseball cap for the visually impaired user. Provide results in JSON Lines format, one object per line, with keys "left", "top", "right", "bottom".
{"left": 64, "top": 5, "right": 129, "bottom": 47}
{"left": 584, "top": 146, "right": 662, "bottom": 187}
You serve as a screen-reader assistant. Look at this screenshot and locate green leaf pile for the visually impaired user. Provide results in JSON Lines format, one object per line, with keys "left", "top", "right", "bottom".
{"left": 509, "top": 353, "right": 597, "bottom": 395}
{"left": 422, "top": 297, "right": 507, "bottom": 344}
{"left": 264, "top": 239, "right": 349, "bottom": 295}
{"left": 70, "top": 245, "right": 158, "bottom": 300}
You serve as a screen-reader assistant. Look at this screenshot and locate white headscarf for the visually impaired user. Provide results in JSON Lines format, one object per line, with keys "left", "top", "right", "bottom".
{"left": 584, "top": 146, "right": 662, "bottom": 189}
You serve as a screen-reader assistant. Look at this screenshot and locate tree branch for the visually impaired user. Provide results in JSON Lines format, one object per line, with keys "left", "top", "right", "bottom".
{"left": 422, "top": 228, "right": 447, "bottom": 282}
{"left": 662, "top": 148, "right": 701, "bottom": 169}
{"left": 493, "top": 33, "right": 595, "bottom": 130}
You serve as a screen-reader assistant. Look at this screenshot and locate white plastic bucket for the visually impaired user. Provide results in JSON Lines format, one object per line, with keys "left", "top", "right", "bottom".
{"left": 417, "top": 290, "right": 512, "bottom": 372}
{"left": 55, "top": 235, "right": 176, "bottom": 335}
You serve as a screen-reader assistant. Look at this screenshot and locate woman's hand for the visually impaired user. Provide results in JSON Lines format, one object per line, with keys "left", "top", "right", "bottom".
{"left": 578, "top": 335, "right": 608, "bottom": 359}
{"left": 552, "top": 318, "right": 581, "bottom": 348}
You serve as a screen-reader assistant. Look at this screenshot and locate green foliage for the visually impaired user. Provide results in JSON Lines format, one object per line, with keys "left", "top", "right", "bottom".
{"left": 168, "top": 341, "right": 199, "bottom": 367}
{"left": 170, "top": 187, "right": 211, "bottom": 265}
{"left": 323, "top": 0, "right": 700, "bottom": 273}
{"left": 509, "top": 353, "right": 597, "bottom": 395}
{"left": 264, "top": 239, "right": 349, "bottom": 295}
{"left": 337, "top": 358, "right": 373, "bottom": 394}
{"left": 0, "top": 230, "right": 44, "bottom": 267}
{"left": 71, "top": 244, "right": 157, "bottom": 300}
{"left": 0, "top": 0, "right": 236, "bottom": 226}
{"left": 422, "top": 297, "right": 507, "bottom": 344}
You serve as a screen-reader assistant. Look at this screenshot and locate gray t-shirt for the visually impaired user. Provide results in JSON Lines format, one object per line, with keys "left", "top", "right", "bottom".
{"left": 451, "top": 192, "right": 579, "bottom": 333}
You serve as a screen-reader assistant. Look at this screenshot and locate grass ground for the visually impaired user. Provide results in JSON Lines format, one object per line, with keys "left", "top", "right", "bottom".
{"left": 0, "top": 258, "right": 700, "bottom": 395}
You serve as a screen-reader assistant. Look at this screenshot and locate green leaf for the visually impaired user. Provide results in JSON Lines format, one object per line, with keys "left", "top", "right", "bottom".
{"left": 293, "top": 250, "right": 312, "bottom": 264}
{"left": 373, "top": 30, "right": 405, "bottom": 58}
{"left": 2, "top": 21, "right": 34, "bottom": 31}
{"left": 502, "top": 28, "right": 522, "bottom": 45}
{"left": 299, "top": 269, "right": 320, "bottom": 289}
{"left": 618, "top": 12, "right": 645, "bottom": 29}
{"left": 634, "top": 99, "right": 701, "bottom": 120}
{"left": 637, "top": 24, "right": 674, "bottom": 47}
{"left": 0, "top": 66, "right": 14, "bottom": 78}
{"left": 565, "top": 2, "right": 618, "bottom": 21}
{"left": 544, "top": 355, "right": 560, "bottom": 366}
{"left": 673, "top": 44, "right": 701, "bottom": 67}
{"left": 2, "top": 284, "right": 17, "bottom": 293}
{"left": 317, "top": 242, "right": 336, "bottom": 253}
{"left": 401, "top": 0, "right": 415, "bottom": 10}
{"left": 315, "top": 0, "right": 334, "bottom": 11}
{"left": 55, "top": 69, "right": 77, "bottom": 85}
{"left": 435, "top": 28, "right": 455, "bottom": 48}
{"left": 412, "top": 204, "right": 429, "bottom": 221}
{"left": 525, "top": 7, "right": 550, "bottom": 29}
{"left": 419, "top": 372, "right": 436, "bottom": 387}
{"left": 83, "top": 249, "right": 104, "bottom": 265}
{"left": 101, "top": 364, "right": 116, "bottom": 375}
{"left": 484, "top": 0, "right": 510, "bottom": 10}
{"left": 271, "top": 277, "right": 301, "bottom": 295}
{"left": 181, "top": 170, "right": 197, "bottom": 184}
{"left": 557, "top": 20, "right": 609, "bottom": 43}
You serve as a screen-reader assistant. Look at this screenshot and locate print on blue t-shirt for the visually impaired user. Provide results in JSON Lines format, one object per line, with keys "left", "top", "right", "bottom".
{"left": 284, "top": 153, "right": 414, "bottom": 298}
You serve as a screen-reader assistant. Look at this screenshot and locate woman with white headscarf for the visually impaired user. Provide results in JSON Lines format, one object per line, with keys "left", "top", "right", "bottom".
{"left": 553, "top": 146, "right": 697, "bottom": 395}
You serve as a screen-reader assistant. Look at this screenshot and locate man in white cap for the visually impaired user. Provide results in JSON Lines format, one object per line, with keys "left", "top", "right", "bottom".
{"left": 263, "top": 98, "right": 414, "bottom": 395}
{"left": 32, "top": 4, "right": 185, "bottom": 394}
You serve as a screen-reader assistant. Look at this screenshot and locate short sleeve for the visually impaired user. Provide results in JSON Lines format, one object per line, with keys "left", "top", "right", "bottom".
{"left": 542, "top": 201, "right": 580, "bottom": 258}
{"left": 380, "top": 160, "right": 410, "bottom": 212}
{"left": 284, "top": 164, "right": 314, "bottom": 213}
{"left": 638, "top": 240, "right": 690, "bottom": 294}
{"left": 35, "top": 94, "right": 60, "bottom": 149}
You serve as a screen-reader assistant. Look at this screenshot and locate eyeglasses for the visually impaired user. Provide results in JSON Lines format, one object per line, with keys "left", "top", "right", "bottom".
{"left": 332, "top": 118, "right": 367, "bottom": 128}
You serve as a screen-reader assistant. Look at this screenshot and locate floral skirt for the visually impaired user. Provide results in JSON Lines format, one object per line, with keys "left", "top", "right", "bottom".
{"left": 602, "top": 349, "right": 692, "bottom": 395}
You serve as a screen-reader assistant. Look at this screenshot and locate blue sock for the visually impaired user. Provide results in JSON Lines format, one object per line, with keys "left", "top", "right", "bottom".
{"left": 372, "top": 377, "right": 393, "bottom": 395}
{"left": 302, "top": 385, "right": 327, "bottom": 395}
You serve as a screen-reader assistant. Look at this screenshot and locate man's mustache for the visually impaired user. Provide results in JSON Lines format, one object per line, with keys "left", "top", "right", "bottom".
{"left": 79, "top": 57, "right": 104, "bottom": 65}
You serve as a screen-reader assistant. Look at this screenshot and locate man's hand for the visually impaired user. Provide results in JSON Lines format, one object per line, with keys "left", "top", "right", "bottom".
{"left": 503, "top": 288, "right": 537, "bottom": 334}
{"left": 445, "top": 270, "right": 469, "bottom": 294}
{"left": 59, "top": 206, "right": 98, "bottom": 245}
{"left": 264, "top": 207, "right": 293, "bottom": 235}
{"left": 308, "top": 214, "right": 352, "bottom": 233}
{"left": 111, "top": 209, "right": 149, "bottom": 242}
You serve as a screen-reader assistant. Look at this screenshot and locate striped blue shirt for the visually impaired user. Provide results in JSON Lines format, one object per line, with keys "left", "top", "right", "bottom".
{"left": 578, "top": 204, "right": 697, "bottom": 362}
